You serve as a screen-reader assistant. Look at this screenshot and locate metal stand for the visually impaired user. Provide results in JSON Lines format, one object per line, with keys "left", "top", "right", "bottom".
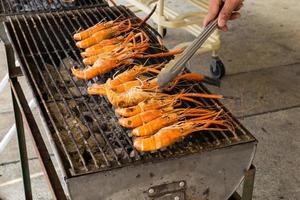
{"left": 5, "top": 40, "right": 67, "bottom": 200}
{"left": 229, "top": 165, "right": 256, "bottom": 200}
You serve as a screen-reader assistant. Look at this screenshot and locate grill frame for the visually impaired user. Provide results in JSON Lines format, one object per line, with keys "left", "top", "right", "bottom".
{"left": 0, "top": 0, "right": 108, "bottom": 16}
{"left": 4, "top": 5, "right": 257, "bottom": 178}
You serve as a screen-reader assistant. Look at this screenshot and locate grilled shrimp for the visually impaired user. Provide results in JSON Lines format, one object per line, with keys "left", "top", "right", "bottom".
{"left": 118, "top": 107, "right": 173, "bottom": 128}
{"left": 76, "top": 19, "right": 133, "bottom": 49}
{"left": 134, "top": 118, "right": 231, "bottom": 152}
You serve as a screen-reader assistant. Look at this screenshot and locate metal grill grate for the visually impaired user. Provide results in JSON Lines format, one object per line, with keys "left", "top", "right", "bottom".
{"left": 0, "top": 0, "right": 108, "bottom": 16}
{"left": 4, "top": 6, "right": 256, "bottom": 176}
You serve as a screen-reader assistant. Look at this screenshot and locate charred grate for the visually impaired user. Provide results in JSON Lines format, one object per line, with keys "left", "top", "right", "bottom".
{"left": 0, "top": 0, "right": 108, "bottom": 16}
{"left": 4, "top": 6, "right": 256, "bottom": 176}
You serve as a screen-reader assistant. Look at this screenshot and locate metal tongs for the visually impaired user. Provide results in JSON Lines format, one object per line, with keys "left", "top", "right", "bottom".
{"left": 157, "top": 18, "right": 220, "bottom": 89}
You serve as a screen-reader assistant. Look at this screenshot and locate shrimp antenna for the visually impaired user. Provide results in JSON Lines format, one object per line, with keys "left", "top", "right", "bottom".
{"left": 108, "top": 0, "right": 117, "bottom": 6}
{"left": 148, "top": 44, "right": 168, "bottom": 52}
{"left": 139, "top": 4, "right": 157, "bottom": 26}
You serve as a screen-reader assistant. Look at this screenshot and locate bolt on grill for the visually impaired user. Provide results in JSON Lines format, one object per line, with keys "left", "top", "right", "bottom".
{"left": 0, "top": 0, "right": 108, "bottom": 15}
{"left": 4, "top": 6, "right": 256, "bottom": 176}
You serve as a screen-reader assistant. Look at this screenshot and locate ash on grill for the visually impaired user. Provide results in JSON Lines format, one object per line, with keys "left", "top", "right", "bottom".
{"left": 42, "top": 61, "right": 85, "bottom": 99}
{"left": 43, "top": 58, "right": 132, "bottom": 171}
{"left": 47, "top": 99, "right": 127, "bottom": 171}
{"left": 5, "top": 6, "right": 255, "bottom": 176}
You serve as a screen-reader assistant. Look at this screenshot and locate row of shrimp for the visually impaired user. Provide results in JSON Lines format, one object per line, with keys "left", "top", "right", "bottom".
{"left": 86, "top": 63, "right": 234, "bottom": 152}
{"left": 72, "top": 18, "right": 183, "bottom": 80}
{"left": 73, "top": 19, "right": 234, "bottom": 152}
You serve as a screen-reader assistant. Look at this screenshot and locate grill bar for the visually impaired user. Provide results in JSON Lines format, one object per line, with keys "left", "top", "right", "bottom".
{"left": 5, "top": 6, "right": 256, "bottom": 176}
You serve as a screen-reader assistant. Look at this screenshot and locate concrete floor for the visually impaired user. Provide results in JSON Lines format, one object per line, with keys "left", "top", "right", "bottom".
{"left": 0, "top": 0, "right": 300, "bottom": 199}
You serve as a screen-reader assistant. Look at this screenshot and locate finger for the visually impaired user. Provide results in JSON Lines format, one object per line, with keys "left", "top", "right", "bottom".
{"left": 203, "top": 0, "right": 222, "bottom": 27}
{"left": 229, "top": 12, "right": 241, "bottom": 20}
{"left": 234, "top": 2, "right": 244, "bottom": 11}
{"left": 220, "top": 24, "right": 228, "bottom": 32}
{"left": 219, "top": 13, "right": 240, "bottom": 32}
{"left": 218, "top": 0, "right": 241, "bottom": 28}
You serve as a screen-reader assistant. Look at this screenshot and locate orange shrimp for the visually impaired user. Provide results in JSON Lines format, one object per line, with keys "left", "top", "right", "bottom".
{"left": 85, "top": 36, "right": 125, "bottom": 52}
{"left": 109, "top": 64, "right": 161, "bottom": 87}
{"left": 81, "top": 31, "right": 150, "bottom": 59}
{"left": 88, "top": 77, "right": 146, "bottom": 96}
{"left": 71, "top": 58, "right": 134, "bottom": 80}
{"left": 134, "top": 118, "right": 231, "bottom": 152}
{"left": 106, "top": 87, "right": 165, "bottom": 108}
{"left": 109, "top": 79, "right": 146, "bottom": 93}
{"left": 87, "top": 64, "right": 162, "bottom": 95}
{"left": 73, "top": 21, "right": 116, "bottom": 41}
{"left": 93, "top": 78, "right": 154, "bottom": 94}
{"left": 88, "top": 81, "right": 140, "bottom": 96}
{"left": 76, "top": 19, "right": 133, "bottom": 49}
{"left": 132, "top": 111, "right": 218, "bottom": 137}
{"left": 82, "top": 43, "right": 136, "bottom": 64}
{"left": 107, "top": 86, "right": 223, "bottom": 108}
{"left": 89, "top": 72, "right": 204, "bottom": 96}
{"left": 118, "top": 107, "right": 173, "bottom": 128}
{"left": 81, "top": 44, "right": 120, "bottom": 58}
{"left": 114, "top": 91, "right": 222, "bottom": 116}
{"left": 82, "top": 54, "right": 104, "bottom": 65}
{"left": 87, "top": 83, "right": 106, "bottom": 96}
{"left": 115, "top": 97, "right": 177, "bottom": 117}
{"left": 72, "top": 48, "right": 182, "bottom": 80}
{"left": 87, "top": 76, "right": 147, "bottom": 96}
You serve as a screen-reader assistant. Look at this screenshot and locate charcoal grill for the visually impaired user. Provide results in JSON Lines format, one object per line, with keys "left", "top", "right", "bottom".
{"left": 3, "top": 5, "right": 257, "bottom": 200}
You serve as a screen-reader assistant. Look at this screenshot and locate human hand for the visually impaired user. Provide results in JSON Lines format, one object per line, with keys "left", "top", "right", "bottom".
{"left": 203, "top": 0, "right": 243, "bottom": 31}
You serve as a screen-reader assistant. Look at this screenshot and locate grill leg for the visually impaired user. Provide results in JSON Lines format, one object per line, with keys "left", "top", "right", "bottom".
{"left": 241, "top": 165, "right": 256, "bottom": 200}
{"left": 7, "top": 40, "right": 33, "bottom": 199}
{"left": 229, "top": 165, "right": 256, "bottom": 200}
{"left": 11, "top": 88, "right": 33, "bottom": 200}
